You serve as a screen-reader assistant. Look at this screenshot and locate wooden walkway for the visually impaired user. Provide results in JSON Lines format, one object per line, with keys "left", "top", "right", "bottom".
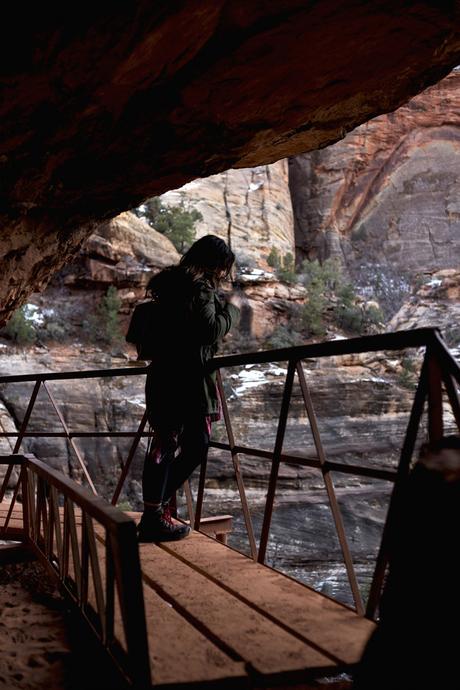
{"left": 3, "top": 329, "right": 459, "bottom": 686}
{"left": 1, "top": 501, "right": 374, "bottom": 689}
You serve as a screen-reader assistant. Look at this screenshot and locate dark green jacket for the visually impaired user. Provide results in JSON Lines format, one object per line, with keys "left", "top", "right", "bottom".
{"left": 193, "top": 281, "right": 240, "bottom": 416}
{"left": 145, "top": 278, "right": 239, "bottom": 428}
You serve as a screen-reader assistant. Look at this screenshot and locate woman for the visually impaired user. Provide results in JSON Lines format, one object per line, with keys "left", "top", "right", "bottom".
{"left": 137, "top": 234, "right": 240, "bottom": 542}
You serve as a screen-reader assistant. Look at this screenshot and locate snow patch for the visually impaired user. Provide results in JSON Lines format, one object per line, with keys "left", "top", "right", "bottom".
{"left": 24, "top": 304, "right": 44, "bottom": 325}
{"left": 426, "top": 278, "right": 443, "bottom": 288}
{"left": 237, "top": 267, "right": 276, "bottom": 282}
{"left": 126, "top": 398, "right": 145, "bottom": 407}
{"left": 42, "top": 308, "right": 55, "bottom": 317}
{"left": 228, "top": 364, "right": 289, "bottom": 397}
{"left": 269, "top": 366, "right": 287, "bottom": 377}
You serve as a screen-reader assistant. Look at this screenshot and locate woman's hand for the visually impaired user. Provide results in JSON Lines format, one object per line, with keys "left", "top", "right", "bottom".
{"left": 226, "top": 292, "right": 243, "bottom": 310}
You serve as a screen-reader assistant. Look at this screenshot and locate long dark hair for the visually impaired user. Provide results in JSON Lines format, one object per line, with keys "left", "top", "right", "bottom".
{"left": 147, "top": 234, "right": 235, "bottom": 300}
{"left": 180, "top": 234, "right": 235, "bottom": 287}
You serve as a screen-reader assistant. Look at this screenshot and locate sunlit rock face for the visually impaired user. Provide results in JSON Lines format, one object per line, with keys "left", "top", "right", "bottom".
{"left": 390, "top": 269, "right": 460, "bottom": 352}
{"left": 289, "top": 70, "right": 460, "bottom": 276}
{"left": 22, "top": 212, "right": 180, "bottom": 343}
{"left": 1, "top": 2, "right": 460, "bottom": 322}
{"left": 63, "top": 212, "right": 179, "bottom": 289}
{"left": 160, "top": 161, "right": 294, "bottom": 268}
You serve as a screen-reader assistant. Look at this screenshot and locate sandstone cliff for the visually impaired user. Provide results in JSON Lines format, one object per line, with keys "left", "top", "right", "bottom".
{"left": 63, "top": 211, "right": 180, "bottom": 290}
{"left": 289, "top": 69, "right": 460, "bottom": 281}
{"left": 30, "top": 212, "right": 180, "bottom": 340}
{"left": 390, "top": 269, "right": 460, "bottom": 351}
{"left": 160, "top": 160, "right": 294, "bottom": 268}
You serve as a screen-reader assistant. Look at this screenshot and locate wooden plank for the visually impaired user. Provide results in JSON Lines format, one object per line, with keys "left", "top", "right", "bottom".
{"left": 92, "top": 531, "right": 247, "bottom": 688}
{"left": 0, "top": 502, "right": 24, "bottom": 533}
{"left": 105, "top": 535, "right": 115, "bottom": 646}
{"left": 0, "top": 502, "right": 82, "bottom": 528}
{"left": 29, "top": 471, "right": 38, "bottom": 541}
{"left": 0, "top": 516, "right": 24, "bottom": 529}
{"left": 139, "top": 543, "right": 339, "bottom": 681}
{"left": 159, "top": 531, "right": 375, "bottom": 666}
{"left": 85, "top": 513, "right": 106, "bottom": 632}
{"left": 3, "top": 500, "right": 373, "bottom": 669}
{"left": 142, "top": 581, "right": 248, "bottom": 689}
{"left": 1, "top": 501, "right": 372, "bottom": 681}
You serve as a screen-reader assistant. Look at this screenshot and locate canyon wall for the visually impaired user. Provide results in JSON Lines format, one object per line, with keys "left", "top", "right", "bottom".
{"left": 160, "top": 160, "right": 294, "bottom": 268}
{"left": 289, "top": 69, "right": 460, "bottom": 279}
{"left": 2, "top": 65, "right": 460, "bottom": 603}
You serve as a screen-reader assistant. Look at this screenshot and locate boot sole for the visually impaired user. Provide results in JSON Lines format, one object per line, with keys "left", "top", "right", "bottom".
{"left": 137, "top": 527, "right": 191, "bottom": 543}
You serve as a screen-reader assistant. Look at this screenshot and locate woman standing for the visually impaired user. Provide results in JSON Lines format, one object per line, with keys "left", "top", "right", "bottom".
{"left": 135, "top": 235, "right": 240, "bottom": 542}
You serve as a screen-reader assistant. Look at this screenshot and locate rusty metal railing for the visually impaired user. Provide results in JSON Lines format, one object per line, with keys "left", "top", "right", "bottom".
{"left": 0, "top": 453, "right": 150, "bottom": 688}
{"left": 1, "top": 327, "right": 459, "bottom": 618}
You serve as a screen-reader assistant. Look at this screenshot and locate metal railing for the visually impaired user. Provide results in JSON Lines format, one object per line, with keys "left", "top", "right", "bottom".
{"left": 0, "top": 453, "right": 150, "bottom": 688}
{"left": 1, "top": 327, "right": 459, "bottom": 619}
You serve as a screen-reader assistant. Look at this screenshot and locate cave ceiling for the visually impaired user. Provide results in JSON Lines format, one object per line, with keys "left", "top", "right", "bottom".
{"left": 1, "top": 1, "right": 460, "bottom": 322}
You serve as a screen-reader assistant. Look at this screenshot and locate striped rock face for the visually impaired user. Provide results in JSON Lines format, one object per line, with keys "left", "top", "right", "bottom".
{"left": 289, "top": 70, "right": 460, "bottom": 279}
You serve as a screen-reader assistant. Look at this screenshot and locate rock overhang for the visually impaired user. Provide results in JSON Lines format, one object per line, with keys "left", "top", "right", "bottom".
{"left": 1, "top": 1, "right": 460, "bottom": 322}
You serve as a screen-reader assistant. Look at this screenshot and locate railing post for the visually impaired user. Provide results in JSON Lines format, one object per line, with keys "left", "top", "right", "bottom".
{"left": 111, "top": 410, "right": 148, "bottom": 505}
{"left": 19, "top": 454, "right": 150, "bottom": 687}
{"left": 183, "top": 479, "right": 195, "bottom": 528}
{"left": 429, "top": 329, "right": 460, "bottom": 431}
{"left": 194, "top": 454, "right": 208, "bottom": 530}
{"left": 42, "top": 382, "right": 97, "bottom": 495}
{"left": 80, "top": 509, "right": 89, "bottom": 609}
{"left": 2, "top": 457, "right": 24, "bottom": 533}
{"left": 21, "top": 463, "right": 30, "bottom": 541}
{"left": 50, "top": 485, "right": 63, "bottom": 567}
{"left": 258, "top": 359, "right": 296, "bottom": 564}
{"left": 296, "top": 362, "right": 364, "bottom": 615}
{"left": 366, "top": 352, "right": 429, "bottom": 619}
{"left": 0, "top": 379, "right": 41, "bottom": 502}
{"left": 216, "top": 369, "right": 258, "bottom": 560}
{"left": 105, "top": 534, "right": 115, "bottom": 647}
{"left": 440, "top": 372, "right": 460, "bottom": 432}
{"left": 427, "top": 350, "right": 444, "bottom": 442}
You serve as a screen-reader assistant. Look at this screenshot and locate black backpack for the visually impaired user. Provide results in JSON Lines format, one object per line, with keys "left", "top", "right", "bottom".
{"left": 125, "top": 300, "right": 159, "bottom": 360}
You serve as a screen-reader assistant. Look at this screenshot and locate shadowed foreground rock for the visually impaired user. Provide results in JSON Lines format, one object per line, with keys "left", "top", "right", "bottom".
{"left": 1, "top": 1, "right": 460, "bottom": 322}
{"left": 354, "top": 436, "right": 460, "bottom": 690}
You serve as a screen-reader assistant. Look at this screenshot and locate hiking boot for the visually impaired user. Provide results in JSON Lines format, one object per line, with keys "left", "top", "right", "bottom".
{"left": 137, "top": 506, "right": 191, "bottom": 543}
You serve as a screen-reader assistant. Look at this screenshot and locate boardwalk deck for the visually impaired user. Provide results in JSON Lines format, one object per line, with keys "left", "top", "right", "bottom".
{"left": 1, "top": 502, "right": 375, "bottom": 689}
